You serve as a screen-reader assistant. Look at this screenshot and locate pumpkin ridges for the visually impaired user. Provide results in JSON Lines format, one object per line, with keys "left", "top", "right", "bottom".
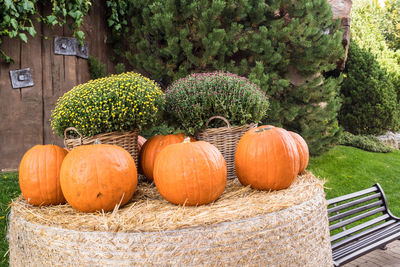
{"left": 235, "top": 126, "right": 299, "bottom": 190}
{"left": 154, "top": 141, "right": 226, "bottom": 206}
{"left": 19, "top": 145, "right": 67, "bottom": 206}
{"left": 289, "top": 131, "right": 309, "bottom": 173}
{"left": 140, "top": 133, "right": 193, "bottom": 181}
{"left": 60, "top": 144, "right": 137, "bottom": 212}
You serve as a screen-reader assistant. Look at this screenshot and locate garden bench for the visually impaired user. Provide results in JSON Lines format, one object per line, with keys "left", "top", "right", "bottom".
{"left": 327, "top": 183, "right": 400, "bottom": 266}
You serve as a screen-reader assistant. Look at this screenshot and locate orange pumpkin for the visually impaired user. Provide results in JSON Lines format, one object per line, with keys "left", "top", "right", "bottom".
{"left": 154, "top": 138, "right": 227, "bottom": 206}
{"left": 139, "top": 133, "right": 195, "bottom": 181}
{"left": 289, "top": 131, "right": 309, "bottom": 173}
{"left": 19, "top": 145, "right": 68, "bottom": 206}
{"left": 60, "top": 144, "right": 137, "bottom": 212}
{"left": 235, "top": 125, "right": 300, "bottom": 190}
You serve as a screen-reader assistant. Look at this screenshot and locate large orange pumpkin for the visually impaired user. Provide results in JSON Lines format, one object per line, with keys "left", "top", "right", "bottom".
{"left": 19, "top": 145, "right": 68, "bottom": 206}
{"left": 235, "top": 125, "right": 300, "bottom": 190}
{"left": 60, "top": 144, "right": 137, "bottom": 212}
{"left": 139, "top": 133, "right": 195, "bottom": 181}
{"left": 289, "top": 131, "right": 309, "bottom": 173}
{"left": 154, "top": 138, "right": 227, "bottom": 206}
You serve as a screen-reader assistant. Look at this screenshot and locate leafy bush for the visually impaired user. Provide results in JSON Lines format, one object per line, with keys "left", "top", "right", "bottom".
{"left": 106, "top": 0, "right": 344, "bottom": 155}
{"left": 165, "top": 72, "right": 268, "bottom": 134}
{"left": 351, "top": 0, "right": 400, "bottom": 98}
{"left": 88, "top": 55, "right": 106, "bottom": 79}
{"left": 51, "top": 72, "right": 165, "bottom": 137}
{"left": 115, "top": 63, "right": 126, "bottom": 74}
{"left": 0, "top": 0, "right": 91, "bottom": 62}
{"left": 339, "top": 41, "right": 399, "bottom": 135}
{"left": 339, "top": 132, "right": 393, "bottom": 153}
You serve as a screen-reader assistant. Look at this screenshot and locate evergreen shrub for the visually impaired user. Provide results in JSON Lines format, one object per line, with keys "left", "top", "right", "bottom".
{"left": 339, "top": 41, "right": 399, "bottom": 135}
{"left": 107, "top": 0, "right": 344, "bottom": 155}
{"left": 339, "top": 132, "right": 393, "bottom": 153}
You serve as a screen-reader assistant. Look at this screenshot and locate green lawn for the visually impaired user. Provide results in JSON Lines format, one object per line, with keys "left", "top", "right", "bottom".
{"left": 1, "top": 145, "right": 400, "bottom": 266}
{"left": 309, "top": 145, "right": 400, "bottom": 216}
{"left": 0, "top": 171, "right": 20, "bottom": 267}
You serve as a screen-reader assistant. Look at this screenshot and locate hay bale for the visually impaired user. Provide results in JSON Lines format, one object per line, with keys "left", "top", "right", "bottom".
{"left": 8, "top": 172, "right": 332, "bottom": 266}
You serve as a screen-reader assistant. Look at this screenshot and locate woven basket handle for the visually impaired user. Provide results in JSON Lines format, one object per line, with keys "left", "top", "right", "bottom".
{"left": 205, "top": 116, "right": 232, "bottom": 129}
{"left": 64, "top": 127, "right": 83, "bottom": 144}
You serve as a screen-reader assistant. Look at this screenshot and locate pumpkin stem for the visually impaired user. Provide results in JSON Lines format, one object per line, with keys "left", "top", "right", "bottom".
{"left": 255, "top": 127, "right": 273, "bottom": 133}
{"left": 94, "top": 139, "right": 101, "bottom": 145}
{"left": 183, "top": 137, "right": 191, "bottom": 143}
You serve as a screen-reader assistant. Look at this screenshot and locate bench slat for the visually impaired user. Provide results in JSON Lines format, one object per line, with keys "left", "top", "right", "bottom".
{"left": 333, "top": 221, "right": 400, "bottom": 257}
{"left": 330, "top": 214, "right": 390, "bottom": 242}
{"left": 333, "top": 225, "right": 400, "bottom": 265}
{"left": 327, "top": 187, "right": 379, "bottom": 206}
{"left": 329, "top": 200, "right": 384, "bottom": 222}
{"left": 329, "top": 207, "right": 386, "bottom": 231}
{"left": 328, "top": 193, "right": 382, "bottom": 214}
{"left": 331, "top": 219, "right": 397, "bottom": 249}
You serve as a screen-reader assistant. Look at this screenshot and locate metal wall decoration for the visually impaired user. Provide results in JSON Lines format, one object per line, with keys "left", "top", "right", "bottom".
{"left": 54, "top": 37, "right": 88, "bottom": 59}
{"left": 9, "top": 68, "right": 34, "bottom": 89}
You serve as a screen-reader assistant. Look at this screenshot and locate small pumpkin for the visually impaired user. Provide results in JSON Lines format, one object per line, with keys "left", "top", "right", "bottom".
{"left": 19, "top": 145, "right": 68, "bottom": 206}
{"left": 60, "top": 144, "right": 137, "bottom": 213}
{"left": 139, "top": 133, "right": 195, "bottom": 181}
{"left": 289, "top": 131, "right": 309, "bottom": 173}
{"left": 235, "top": 125, "right": 300, "bottom": 190}
{"left": 154, "top": 138, "right": 227, "bottom": 206}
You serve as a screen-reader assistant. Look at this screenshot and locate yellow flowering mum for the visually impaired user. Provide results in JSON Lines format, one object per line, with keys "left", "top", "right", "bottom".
{"left": 51, "top": 72, "right": 166, "bottom": 137}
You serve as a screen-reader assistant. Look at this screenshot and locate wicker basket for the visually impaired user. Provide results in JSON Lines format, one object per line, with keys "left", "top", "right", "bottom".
{"left": 195, "top": 116, "right": 257, "bottom": 179}
{"left": 64, "top": 127, "right": 139, "bottom": 166}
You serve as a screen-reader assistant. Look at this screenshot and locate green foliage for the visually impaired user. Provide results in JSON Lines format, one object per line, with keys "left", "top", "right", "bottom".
{"left": 88, "top": 55, "right": 106, "bottom": 79}
{"left": 107, "top": 0, "right": 344, "bottom": 155}
{"left": 0, "top": 172, "right": 20, "bottom": 266}
{"left": 379, "top": 0, "right": 400, "bottom": 51}
{"left": 165, "top": 72, "right": 269, "bottom": 134}
{"left": 0, "top": 0, "right": 91, "bottom": 63}
{"left": 115, "top": 63, "right": 126, "bottom": 74}
{"left": 139, "top": 122, "right": 177, "bottom": 139}
{"left": 339, "top": 41, "right": 399, "bottom": 135}
{"left": 351, "top": 0, "right": 400, "bottom": 97}
{"left": 338, "top": 131, "right": 393, "bottom": 153}
{"left": 51, "top": 72, "right": 166, "bottom": 137}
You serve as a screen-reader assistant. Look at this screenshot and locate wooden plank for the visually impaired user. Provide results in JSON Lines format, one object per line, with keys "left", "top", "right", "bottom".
{"left": 0, "top": 35, "right": 24, "bottom": 169}
{"left": 19, "top": 16, "right": 44, "bottom": 154}
{"left": 41, "top": 5, "right": 64, "bottom": 146}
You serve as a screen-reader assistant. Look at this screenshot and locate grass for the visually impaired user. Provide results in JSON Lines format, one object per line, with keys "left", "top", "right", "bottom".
{"left": 309, "top": 145, "right": 400, "bottom": 216}
{"left": 1, "top": 145, "right": 400, "bottom": 266}
{"left": 0, "top": 172, "right": 20, "bottom": 267}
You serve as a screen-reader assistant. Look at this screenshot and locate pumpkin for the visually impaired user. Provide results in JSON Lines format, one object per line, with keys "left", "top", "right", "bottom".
{"left": 235, "top": 125, "right": 300, "bottom": 190}
{"left": 19, "top": 145, "right": 68, "bottom": 206}
{"left": 60, "top": 144, "right": 137, "bottom": 212}
{"left": 154, "top": 138, "right": 227, "bottom": 206}
{"left": 139, "top": 133, "right": 195, "bottom": 181}
{"left": 289, "top": 131, "right": 309, "bottom": 173}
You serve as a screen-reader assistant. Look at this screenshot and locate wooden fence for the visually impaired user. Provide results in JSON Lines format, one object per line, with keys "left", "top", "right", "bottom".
{"left": 0, "top": 1, "right": 114, "bottom": 169}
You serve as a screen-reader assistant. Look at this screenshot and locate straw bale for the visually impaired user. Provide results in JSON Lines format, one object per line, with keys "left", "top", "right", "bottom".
{"left": 8, "top": 172, "right": 333, "bottom": 266}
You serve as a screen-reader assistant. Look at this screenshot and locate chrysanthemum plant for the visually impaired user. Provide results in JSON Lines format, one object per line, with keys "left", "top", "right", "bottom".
{"left": 51, "top": 72, "right": 165, "bottom": 137}
{"left": 165, "top": 72, "right": 269, "bottom": 135}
